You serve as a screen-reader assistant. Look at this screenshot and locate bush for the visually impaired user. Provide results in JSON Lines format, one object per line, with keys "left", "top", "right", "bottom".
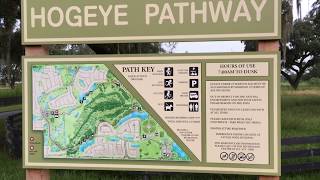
{"left": 5, "top": 113, "right": 22, "bottom": 159}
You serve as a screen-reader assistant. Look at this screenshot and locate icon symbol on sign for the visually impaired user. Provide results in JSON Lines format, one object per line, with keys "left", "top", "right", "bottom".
{"left": 220, "top": 152, "right": 228, "bottom": 160}
{"left": 189, "top": 91, "right": 199, "bottom": 100}
{"left": 189, "top": 79, "right": 198, "bottom": 88}
{"left": 189, "top": 67, "right": 198, "bottom": 76}
{"left": 238, "top": 152, "right": 246, "bottom": 161}
{"left": 164, "top": 90, "right": 173, "bottom": 100}
{"left": 189, "top": 102, "right": 199, "bottom": 112}
{"left": 164, "top": 79, "right": 173, "bottom": 88}
{"left": 229, "top": 152, "right": 237, "bottom": 161}
{"left": 246, "top": 153, "right": 255, "bottom": 161}
{"left": 164, "top": 102, "right": 174, "bottom": 111}
{"left": 164, "top": 67, "right": 173, "bottom": 76}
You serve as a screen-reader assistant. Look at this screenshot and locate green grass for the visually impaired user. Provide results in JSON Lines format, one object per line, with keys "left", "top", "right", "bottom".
{"left": 0, "top": 84, "right": 22, "bottom": 98}
{"left": 0, "top": 84, "right": 320, "bottom": 179}
{"left": 50, "top": 171, "right": 256, "bottom": 180}
{"left": 280, "top": 85, "right": 320, "bottom": 178}
{"left": 0, "top": 104, "right": 22, "bottom": 113}
{"left": 281, "top": 95, "right": 320, "bottom": 138}
{"left": 0, "top": 119, "right": 24, "bottom": 180}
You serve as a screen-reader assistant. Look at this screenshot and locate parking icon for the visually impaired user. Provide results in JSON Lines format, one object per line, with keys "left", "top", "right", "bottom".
{"left": 189, "top": 79, "right": 198, "bottom": 88}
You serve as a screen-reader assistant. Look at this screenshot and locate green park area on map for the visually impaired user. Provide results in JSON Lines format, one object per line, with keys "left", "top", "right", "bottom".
{"left": 32, "top": 64, "right": 190, "bottom": 161}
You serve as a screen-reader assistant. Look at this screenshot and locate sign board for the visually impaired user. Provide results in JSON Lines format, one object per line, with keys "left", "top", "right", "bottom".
{"left": 22, "top": 0, "right": 280, "bottom": 44}
{"left": 23, "top": 53, "right": 280, "bottom": 175}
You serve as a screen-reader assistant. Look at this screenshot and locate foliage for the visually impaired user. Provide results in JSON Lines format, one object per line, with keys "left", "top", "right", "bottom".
{"left": 244, "top": 0, "right": 320, "bottom": 89}
{"left": 88, "top": 43, "right": 165, "bottom": 54}
{"left": 0, "top": 0, "right": 168, "bottom": 87}
{"left": 302, "top": 64, "right": 320, "bottom": 80}
{"left": 0, "top": 0, "right": 22, "bottom": 88}
{"left": 48, "top": 45, "right": 95, "bottom": 55}
{"left": 282, "top": 12, "right": 320, "bottom": 89}
{"left": 0, "top": 83, "right": 21, "bottom": 98}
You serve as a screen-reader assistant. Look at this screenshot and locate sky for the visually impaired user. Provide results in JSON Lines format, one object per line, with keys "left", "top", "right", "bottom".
{"left": 166, "top": 0, "right": 316, "bottom": 53}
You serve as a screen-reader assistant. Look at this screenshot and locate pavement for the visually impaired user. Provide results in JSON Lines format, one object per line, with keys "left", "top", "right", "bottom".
{"left": 0, "top": 110, "right": 22, "bottom": 119}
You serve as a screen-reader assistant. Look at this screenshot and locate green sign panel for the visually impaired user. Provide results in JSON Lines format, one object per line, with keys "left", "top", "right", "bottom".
{"left": 22, "top": 0, "right": 280, "bottom": 44}
{"left": 23, "top": 53, "right": 280, "bottom": 175}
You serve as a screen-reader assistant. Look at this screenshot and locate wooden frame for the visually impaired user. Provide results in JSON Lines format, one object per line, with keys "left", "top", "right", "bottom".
{"left": 24, "top": 40, "right": 280, "bottom": 180}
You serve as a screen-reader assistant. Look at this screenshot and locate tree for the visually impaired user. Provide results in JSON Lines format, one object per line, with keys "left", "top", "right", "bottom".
{"left": 0, "top": 0, "right": 22, "bottom": 88}
{"left": 244, "top": 0, "right": 320, "bottom": 89}
{"left": 282, "top": 17, "right": 320, "bottom": 89}
{"left": 243, "top": 0, "right": 296, "bottom": 53}
{"left": 88, "top": 43, "right": 164, "bottom": 55}
{"left": 0, "top": 0, "right": 168, "bottom": 87}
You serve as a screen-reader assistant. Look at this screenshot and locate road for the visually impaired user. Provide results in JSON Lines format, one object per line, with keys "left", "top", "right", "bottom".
{"left": 0, "top": 110, "right": 22, "bottom": 119}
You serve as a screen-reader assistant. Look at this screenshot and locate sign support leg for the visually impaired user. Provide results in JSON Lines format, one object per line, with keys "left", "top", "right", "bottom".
{"left": 25, "top": 45, "right": 50, "bottom": 180}
{"left": 258, "top": 40, "right": 280, "bottom": 180}
{"left": 26, "top": 169, "right": 50, "bottom": 180}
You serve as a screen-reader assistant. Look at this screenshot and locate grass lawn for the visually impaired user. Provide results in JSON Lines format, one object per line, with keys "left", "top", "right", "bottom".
{"left": 0, "top": 83, "right": 319, "bottom": 179}
{"left": 0, "top": 104, "right": 22, "bottom": 113}
{"left": 0, "top": 118, "right": 24, "bottom": 180}
{"left": 0, "top": 84, "right": 22, "bottom": 98}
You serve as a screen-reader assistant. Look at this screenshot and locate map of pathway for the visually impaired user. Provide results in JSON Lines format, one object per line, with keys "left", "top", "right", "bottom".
{"left": 32, "top": 64, "right": 190, "bottom": 161}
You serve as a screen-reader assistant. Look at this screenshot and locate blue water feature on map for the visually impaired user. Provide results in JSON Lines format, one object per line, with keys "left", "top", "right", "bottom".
{"left": 44, "top": 132, "right": 49, "bottom": 146}
{"left": 68, "top": 68, "right": 76, "bottom": 76}
{"left": 32, "top": 115, "right": 41, "bottom": 121}
{"left": 55, "top": 67, "right": 63, "bottom": 73}
{"left": 79, "top": 79, "right": 86, "bottom": 87}
{"left": 172, "top": 143, "right": 186, "bottom": 158}
{"left": 123, "top": 133, "right": 134, "bottom": 141}
{"left": 89, "top": 83, "right": 97, "bottom": 91}
{"left": 79, "top": 139, "right": 95, "bottom": 153}
{"left": 116, "top": 112, "right": 149, "bottom": 126}
{"left": 79, "top": 66, "right": 93, "bottom": 71}
{"left": 32, "top": 67, "right": 41, "bottom": 72}
{"left": 51, "top": 146, "right": 60, "bottom": 152}
{"left": 109, "top": 136, "right": 120, "bottom": 142}
{"left": 78, "top": 83, "right": 97, "bottom": 102}
{"left": 79, "top": 92, "right": 86, "bottom": 101}
{"left": 131, "top": 143, "right": 140, "bottom": 148}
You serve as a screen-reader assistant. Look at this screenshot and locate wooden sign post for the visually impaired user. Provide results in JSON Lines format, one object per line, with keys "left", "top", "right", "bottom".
{"left": 258, "top": 40, "right": 280, "bottom": 180}
{"left": 24, "top": 40, "right": 280, "bottom": 180}
{"left": 25, "top": 46, "right": 50, "bottom": 180}
{"left": 22, "top": 0, "right": 281, "bottom": 179}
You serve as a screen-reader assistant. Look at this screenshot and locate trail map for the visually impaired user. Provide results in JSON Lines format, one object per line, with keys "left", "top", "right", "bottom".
{"left": 32, "top": 64, "right": 190, "bottom": 161}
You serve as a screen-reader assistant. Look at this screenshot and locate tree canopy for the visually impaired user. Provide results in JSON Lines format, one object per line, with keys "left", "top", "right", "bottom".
{"left": 244, "top": 0, "right": 320, "bottom": 89}
{"left": 0, "top": 0, "right": 166, "bottom": 87}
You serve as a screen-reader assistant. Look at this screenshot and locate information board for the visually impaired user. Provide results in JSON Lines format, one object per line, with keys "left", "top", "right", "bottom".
{"left": 23, "top": 53, "right": 280, "bottom": 175}
{"left": 22, "top": 0, "right": 280, "bottom": 44}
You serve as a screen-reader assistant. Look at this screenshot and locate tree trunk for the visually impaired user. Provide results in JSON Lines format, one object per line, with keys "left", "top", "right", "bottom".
{"left": 4, "top": 31, "right": 14, "bottom": 88}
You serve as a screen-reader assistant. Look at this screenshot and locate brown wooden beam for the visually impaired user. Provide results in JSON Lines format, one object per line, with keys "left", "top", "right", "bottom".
{"left": 258, "top": 40, "right": 280, "bottom": 52}
{"left": 258, "top": 40, "right": 280, "bottom": 180}
{"left": 25, "top": 45, "right": 50, "bottom": 180}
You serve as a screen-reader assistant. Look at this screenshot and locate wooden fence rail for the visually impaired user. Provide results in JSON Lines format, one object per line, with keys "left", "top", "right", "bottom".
{"left": 0, "top": 96, "right": 22, "bottom": 107}
{"left": 282, "top": 136, "right": 320, "bottom": 173}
